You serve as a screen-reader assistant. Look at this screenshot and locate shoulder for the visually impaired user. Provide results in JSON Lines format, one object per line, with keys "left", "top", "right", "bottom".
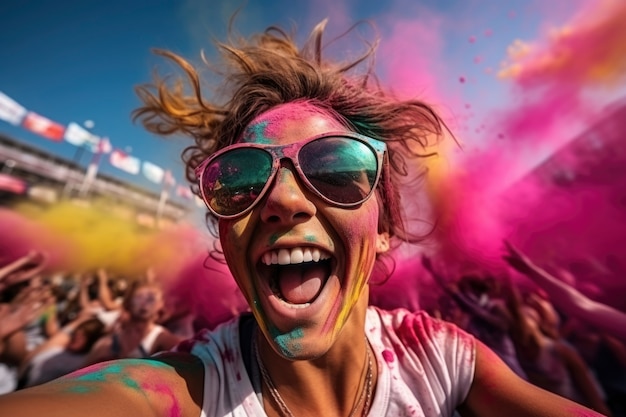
{"left": 174, "top": 316, "right": 241, "bottom": 354}
{"left": 368, "top": 306, "right": 474, "bottom": 348}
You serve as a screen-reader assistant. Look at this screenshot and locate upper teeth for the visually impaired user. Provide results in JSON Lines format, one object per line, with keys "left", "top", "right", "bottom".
{"left": 262, "top": 247, "right": 330, "bottom": 266}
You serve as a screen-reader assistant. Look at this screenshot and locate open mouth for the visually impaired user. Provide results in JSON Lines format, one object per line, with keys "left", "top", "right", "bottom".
{"left": 259, "top": 247, "right": 333, "bottom": 307}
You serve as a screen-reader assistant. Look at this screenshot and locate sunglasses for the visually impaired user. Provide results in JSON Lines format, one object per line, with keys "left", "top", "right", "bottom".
{"left": 195, "top": 132, "right": 387, "bottom": 219}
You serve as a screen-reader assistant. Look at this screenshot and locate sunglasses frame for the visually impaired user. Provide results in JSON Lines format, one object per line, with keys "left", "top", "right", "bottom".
{"left": 195, "top": 131, "right": 387, "bottom": 219}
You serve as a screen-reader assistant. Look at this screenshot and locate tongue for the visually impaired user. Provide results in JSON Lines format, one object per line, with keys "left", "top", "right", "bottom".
{"left": 278, "top": 264, "right": 325, "bottom": 304}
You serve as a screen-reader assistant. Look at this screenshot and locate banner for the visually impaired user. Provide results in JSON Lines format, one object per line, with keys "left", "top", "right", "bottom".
{"left": 109, "top": 149, "right": 140, "bottom": 175}
{"left": 175, "top": 184, "right": 193, "bottom": 199}
{"left": 97, "top": 137, "right": 112, "bottom": 154}
{"left": 22, "top": 112, "right": 65, "bottom": 141}
{"left": 163, "top": 169, "right": 176, "bottom": 187}
{"left": 64, "top": 122, "right": 100, "bottom": 150}
{"left": 142, "top": 161, "right": 165, "bottom": 184}
{"left": 0, "top": 91, "right": 27, "bottom": 126}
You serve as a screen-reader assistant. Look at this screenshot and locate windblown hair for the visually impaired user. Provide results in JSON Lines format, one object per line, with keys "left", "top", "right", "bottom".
{"left": 134, "top": 19, "right": 446, "bottom": 244}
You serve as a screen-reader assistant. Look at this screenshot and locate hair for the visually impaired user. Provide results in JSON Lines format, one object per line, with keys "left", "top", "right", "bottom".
{"left": 133, "top": 19, "right": 447, "bottom": 246}
{"left": 73, "top": 318, "right": 105, "bottom": 354}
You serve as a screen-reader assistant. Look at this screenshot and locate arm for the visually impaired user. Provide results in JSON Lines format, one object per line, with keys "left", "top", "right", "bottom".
{"left": 0, "top": 283, "right": 54, "bottom": 341}
{"left": 0, "top": 355, "right": 204, "bottom": 417}
{"left": 0, "top": 251, "right": 47, "bottom": 292}
{"left": 503, "top": 241, "right": 626, "bottom": 341}
{"left": 96, "top": 269, "right": 119, "bottom": 311}
{"left": 459, "top": 341, "right": 608, "bottom": 417}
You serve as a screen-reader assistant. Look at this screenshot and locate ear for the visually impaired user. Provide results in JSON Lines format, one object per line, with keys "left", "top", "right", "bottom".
{"left": 375, "top": 232, "right": 390, "bottom": 254}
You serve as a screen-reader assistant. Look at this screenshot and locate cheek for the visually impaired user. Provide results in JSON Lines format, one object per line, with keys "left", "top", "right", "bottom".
{"left": 341, "top": 203, "right": 381, "bottom": 249}
{"left": 218, "top": 218, "right": 255, "bottom": 294}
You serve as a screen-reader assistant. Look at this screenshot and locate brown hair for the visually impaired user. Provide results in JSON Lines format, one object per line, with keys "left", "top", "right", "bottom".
{"left": 134, "top": 19, "right": 446, "bottom": 244}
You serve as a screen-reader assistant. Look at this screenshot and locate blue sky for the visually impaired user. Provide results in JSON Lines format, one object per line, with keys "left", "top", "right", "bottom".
{"left": 0, "top": 0, "right": 584, "bottom": 217}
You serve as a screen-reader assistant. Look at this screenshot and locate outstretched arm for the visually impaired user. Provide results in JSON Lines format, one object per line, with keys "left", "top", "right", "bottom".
{"left": 0, "top": 354, "right": 204, "bottom": 417}
{"left": 459, "top": 341, "right": 608, "bottom": 417}
{"left": 503, "top": 241, "right": 626, "bottom": 342}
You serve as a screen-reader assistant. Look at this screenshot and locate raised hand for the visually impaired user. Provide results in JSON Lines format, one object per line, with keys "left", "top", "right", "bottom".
{"left": 502, "top": 240, "right": 536, "bottom": 276}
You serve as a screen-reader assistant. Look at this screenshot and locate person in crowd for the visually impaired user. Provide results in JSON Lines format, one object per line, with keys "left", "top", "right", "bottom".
{"left": 515, "top": 301, "right": 611, "bottom": 415}
{"left": 20, "top": 313, "right": 105, "bottom": 387}
{"left": 503, "top": 241, "right": 626, "bottom": 342}
{"left": 83, "top": 280, "right": 181, "bottom": 364}
{"left": 0, "top": 251, "right": 54, "bottom": 394}
{"left": 422, "top": 255, "right": 528, "bottom": 380}
{"left": 0, "top": 20, "right": 609, "bottom": 416}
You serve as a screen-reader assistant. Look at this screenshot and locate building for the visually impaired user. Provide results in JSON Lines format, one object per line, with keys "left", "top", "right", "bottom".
{"left": 0, "top": 133, "right": 190, "bottom": 228}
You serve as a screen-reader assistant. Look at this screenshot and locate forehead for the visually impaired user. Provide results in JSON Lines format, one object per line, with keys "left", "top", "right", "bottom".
{"left": 240, "top": 102, "right": 346, "bottom": 145}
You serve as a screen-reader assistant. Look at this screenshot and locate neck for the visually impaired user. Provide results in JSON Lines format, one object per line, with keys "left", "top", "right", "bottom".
{"left": 256, "top": 298, "right": 376, "bottom": 417}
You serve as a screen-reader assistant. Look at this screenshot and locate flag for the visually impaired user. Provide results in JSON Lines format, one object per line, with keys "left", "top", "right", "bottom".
{"left": 97, "top": 137, "right": 112, "bottom": 154}
{"left": 175, "top": 184, "right": 193, "bottom": 199}
{"left": 163, "top": 170, "right": 176, "bottom": 187}
{"left": 64, "top": 122, "right": 100, "bottom": 150}
{"left": 0, "top": 91, "right": 27, "bottom": 126}
{"left": 22, "top": 112, "right": 65, "bottom": 141}
{"left": 0, "top": 173, "right": 27, "bottom": 194}
{"left": 109, "top": 149, "right": 140, "bottom": 175}
{"left": 142, "top": 161, "right": 165, "bottom": 184}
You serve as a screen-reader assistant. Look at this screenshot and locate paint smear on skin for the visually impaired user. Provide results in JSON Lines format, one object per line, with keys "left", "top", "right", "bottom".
{"left": 272, "top": 327, "right": 304, "bottom": 358}
{"left": 64, "top": 360, "right": 183, "bottom": 417}
{"left": 269, "top": 233, "right": 280, "bottom": 245}
{"left": 241, "top": 120, "right": 271, "bottom": 144}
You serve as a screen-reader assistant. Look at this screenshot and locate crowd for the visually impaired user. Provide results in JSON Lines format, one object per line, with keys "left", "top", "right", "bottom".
{"left": 1, "top": 242, "right": 624, "bottom": 415}
{"left": 422, "top": 243, "right": 626, "bottom": 417}
{"left": 0, "top": 252, "right": 186, "bottom": 392}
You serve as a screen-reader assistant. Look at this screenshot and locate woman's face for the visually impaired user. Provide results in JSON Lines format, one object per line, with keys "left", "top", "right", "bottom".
{"left": 129, "top": 286, "right": 163, "bottom": 320}
{"left": 218, "top": 102, "right": 389, "bottom": 359}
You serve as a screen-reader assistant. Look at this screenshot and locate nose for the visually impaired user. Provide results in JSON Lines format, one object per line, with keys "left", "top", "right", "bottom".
{"left": 259, "top": 164, "right": 316, "bottom": 225}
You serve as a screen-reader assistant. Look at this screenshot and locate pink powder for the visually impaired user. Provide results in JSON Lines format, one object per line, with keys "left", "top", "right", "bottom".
{"left": 382, "top": 349, "right": 395, "bottom": 363}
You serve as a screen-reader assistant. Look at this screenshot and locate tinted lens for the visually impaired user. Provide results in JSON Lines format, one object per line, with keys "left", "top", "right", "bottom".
{"left": 299, "top": 137, "right": 378, "bottom": 204}
{"left": 201, "top": 148, "right": 273, "bottom": 216}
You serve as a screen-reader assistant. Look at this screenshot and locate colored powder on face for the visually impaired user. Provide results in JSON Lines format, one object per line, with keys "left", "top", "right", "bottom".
{"left": 269, "top": 233, "right": 280, "bottom": 245}
{"left": 271, "top": 327, "right": 304, "bottom": 357}
{"left": 304, "top": 235, "right": 317, "bottom": 243}
{"left": 241, "top": 120, "right": 271, "bottom": 144}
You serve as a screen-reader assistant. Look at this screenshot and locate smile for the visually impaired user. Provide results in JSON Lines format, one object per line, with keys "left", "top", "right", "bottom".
{"left": 259, "top": 247, "right": 333, "bottom": 307}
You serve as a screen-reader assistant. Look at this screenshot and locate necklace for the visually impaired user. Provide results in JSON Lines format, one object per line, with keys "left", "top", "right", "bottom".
{"left": 254, "top": 336, "right": 374, "bottom": 417}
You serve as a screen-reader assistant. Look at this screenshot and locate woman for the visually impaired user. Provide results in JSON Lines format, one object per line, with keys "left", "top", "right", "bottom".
{"left": 0, "top": 20, "right": 608, "bottom": 416}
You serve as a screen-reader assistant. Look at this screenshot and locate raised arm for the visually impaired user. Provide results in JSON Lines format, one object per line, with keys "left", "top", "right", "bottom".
{"left": 421, "top": 255, "right": 509, "bottom": 331}
{"left": 96, "top": 268, "right": 119, "bottom": 311}
{"left": 0, "top": 251, "right": 48, "bottom": 292}
{"left": 503, "top": 241, "right": 626, "bottom": 342}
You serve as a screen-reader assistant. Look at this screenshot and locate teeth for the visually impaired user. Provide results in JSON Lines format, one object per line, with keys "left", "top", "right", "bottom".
{"left": 261, "top": 247, "right": 329, "bottom": 266}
